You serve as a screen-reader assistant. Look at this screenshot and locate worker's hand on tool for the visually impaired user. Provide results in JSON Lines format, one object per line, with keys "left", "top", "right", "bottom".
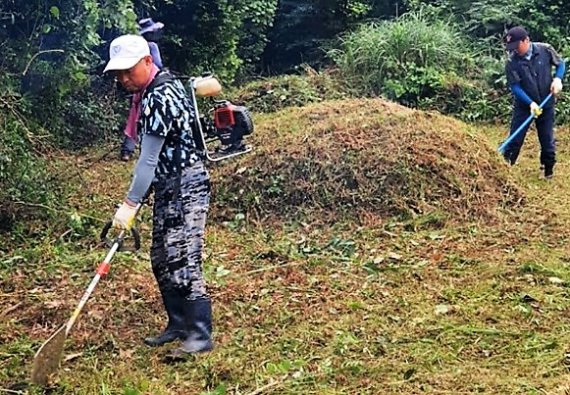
{"left": 113, "top": 201, "right": 137, "bottom": 230}
{"left": 551, "top": 77, "right": 563, "bottom": 95}
{"left": 530, "top": 102, "right": 543, "bottom": 118}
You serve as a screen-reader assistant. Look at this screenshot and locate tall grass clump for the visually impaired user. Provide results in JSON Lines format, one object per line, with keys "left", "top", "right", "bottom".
{"left": 329, "top": 10, "right": 489, "bottom": 111}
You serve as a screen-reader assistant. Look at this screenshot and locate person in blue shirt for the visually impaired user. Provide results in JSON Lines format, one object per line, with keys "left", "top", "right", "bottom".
{"left": 139, "top": 18, "right": 164, "bottom": 69}
{"left": 503, "top": 26, "right": 565, "bottom": 179}
{"left": 120, "top": 18, "right": 165, "bottom": 161}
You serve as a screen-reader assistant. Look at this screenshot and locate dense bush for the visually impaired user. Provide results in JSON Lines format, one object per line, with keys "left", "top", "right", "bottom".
{"left": 0, "top": 102, "right": 56, "bottom": 228}
{"left": 142, "top": 0, "right": 279, "bottom": 82}
{"left": 0, "top": 0, "right": 136, "bottom": 225}
{"left": 27, "top": 72, "right": 127, "bottom": 148}
{"left": 329, "top": 11, "right": 492, "bottom": 115}
{"left": 407, "top": 0, "right": 570, "bottom": 55}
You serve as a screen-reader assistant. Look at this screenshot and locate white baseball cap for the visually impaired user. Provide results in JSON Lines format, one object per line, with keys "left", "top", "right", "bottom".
{"left": 104, "top": 34, "right": 150, "bottom": 73}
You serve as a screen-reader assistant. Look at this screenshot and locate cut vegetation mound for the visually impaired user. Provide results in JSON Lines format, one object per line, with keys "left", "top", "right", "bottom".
{"left": 211, "top": 99, "right": 523, "bottom": 224}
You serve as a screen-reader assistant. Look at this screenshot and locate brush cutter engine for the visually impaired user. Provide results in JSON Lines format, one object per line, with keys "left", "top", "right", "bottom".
{"left": 200, "top": 101, "right": 253, "bottom": 153}
{"left": 190, "top": 74, "right": 254, "bottom": 162}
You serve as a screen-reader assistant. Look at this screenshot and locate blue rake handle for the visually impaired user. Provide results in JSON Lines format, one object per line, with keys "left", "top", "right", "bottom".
{"left": 498, "top": 93, "right": 553, "bottom": 154}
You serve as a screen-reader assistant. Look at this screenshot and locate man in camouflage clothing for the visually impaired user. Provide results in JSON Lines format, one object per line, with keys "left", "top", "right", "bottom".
{"left": 104, "top": 34, "right": 213, "bottom": 354}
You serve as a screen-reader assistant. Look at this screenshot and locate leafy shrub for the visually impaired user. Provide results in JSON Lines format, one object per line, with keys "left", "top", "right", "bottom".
{"left": 329, "top": 10, "right": 477, "bottom": 103}
{"left": 416, "top": 72, "right": 510, "bottom": 122}
{"left": 0, "top": 106, "right": 56, "bottom": 229}
{"left": 408, "top": 0, "right": 570, "bottom": 54}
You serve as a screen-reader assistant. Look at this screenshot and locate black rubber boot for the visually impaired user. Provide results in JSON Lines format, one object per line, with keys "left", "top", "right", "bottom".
{"left": 544, "top": 164, "right": 554, "bottom": 180}
{"left": 503, "top": 151, "right": 516, "bottom": 166}
{"left": 144, "top": 291, "right": 188, "bottom": 347}
{"left": 176, "top": 298, "right": 214, "bottom": 354}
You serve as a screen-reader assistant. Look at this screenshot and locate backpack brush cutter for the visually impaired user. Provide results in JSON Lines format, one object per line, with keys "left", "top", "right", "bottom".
{"left": 189, "top": 73, "right": 254, "bottom": 162}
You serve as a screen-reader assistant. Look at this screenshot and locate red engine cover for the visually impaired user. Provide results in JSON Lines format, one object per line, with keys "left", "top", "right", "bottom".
{"left": 214, "top": 105, "right": 236, "bottom": 129}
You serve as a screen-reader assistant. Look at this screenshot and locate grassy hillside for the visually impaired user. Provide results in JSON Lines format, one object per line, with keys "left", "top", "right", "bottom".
{"left": 2, "top": 99, "right": 570, "bottom": 394}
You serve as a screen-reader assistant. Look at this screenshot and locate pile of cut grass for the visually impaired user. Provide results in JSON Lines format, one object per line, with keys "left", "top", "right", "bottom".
{"left": 211, "top": 98, "right": 523, "bottom": 225}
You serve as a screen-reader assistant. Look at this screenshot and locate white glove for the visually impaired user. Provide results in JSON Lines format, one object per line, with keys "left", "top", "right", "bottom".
{"left": 551, "top": 77, "right": 563, "bottom": 95}
{"left": 530, "top": 102, "right": 543, "bottom": 118}
{"left": 112, "top": 202, "right": 137, "bottom": 230}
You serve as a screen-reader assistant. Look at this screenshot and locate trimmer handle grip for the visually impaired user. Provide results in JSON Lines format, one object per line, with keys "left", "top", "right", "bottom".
{"left": 100, "top": 221, "right": 141, "bottom": 252}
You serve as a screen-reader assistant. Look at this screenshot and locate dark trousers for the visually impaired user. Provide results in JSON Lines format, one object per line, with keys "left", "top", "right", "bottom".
{"left": 146, "top": 162, "right": 214, "bottom": 352}
{"left": 503, "top": 105, "right": 556, "bottom": 166}
{"left": 121, "top": 135, "right": 136, "bottom": 155}
{"left": 151, "top": 162, "right": 210, "bottom": 300}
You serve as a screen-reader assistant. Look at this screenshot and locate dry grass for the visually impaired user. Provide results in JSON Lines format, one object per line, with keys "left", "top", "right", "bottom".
{"left": 2, "top": 99, "right": 570, "bottom": 394}
{"left": 211, "top": 99, "right": 522, "bottom": 226}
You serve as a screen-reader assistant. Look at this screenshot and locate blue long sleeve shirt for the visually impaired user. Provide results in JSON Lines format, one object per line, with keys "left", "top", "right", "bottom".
{"left": 148, "top": 42, "right": 163, "bottom": 69}
{"left": 507, "top": 42, "right": 565, "bottom": 107}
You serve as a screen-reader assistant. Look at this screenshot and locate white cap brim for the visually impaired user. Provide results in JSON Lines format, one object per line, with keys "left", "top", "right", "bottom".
{"left": 103, "top": 56, "right": 143, "bottom": 73}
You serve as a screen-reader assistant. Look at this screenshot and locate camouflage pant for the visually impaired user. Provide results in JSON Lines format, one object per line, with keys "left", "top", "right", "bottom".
{"left": 151, "top": 161, "right": 210, "bottom": 301}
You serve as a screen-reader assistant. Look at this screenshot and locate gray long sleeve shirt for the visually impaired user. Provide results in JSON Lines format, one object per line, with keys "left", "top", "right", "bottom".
{"left": 126, "top": 134, "right": 165, "bottom": 203}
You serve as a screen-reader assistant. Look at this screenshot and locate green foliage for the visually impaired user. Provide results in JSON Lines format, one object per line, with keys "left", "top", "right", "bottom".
{"left": 33, "top": 75, "right": 127, "bottom": 148}
{"left": 236, "top": 0, "right": 279, "bottom": 78}
{"left": 434, "top": 80, "right": 505, "bottom": 121}
{"left": 407, "top": 0, "right": 570, "bottom": 53}
{"left": 148, "top": 0, "right": 279, "bottom": 82}
{"left": 418, "top": 73, "right": 511, "bottom": 122}
{"left": 327, "top": 7, "right": 570, "bottom": 122}
{"left": 329, "top": 11, "right": 479, "bottom": 106}
{"left": 263, "top": 0, "right": 404, "bottom": 73}
{"left": 0, "top": 0, "right": 137, "bottom": 146}
{"left": 0, "top": 0, "right": 137, "bottom": 225}
{"left": 1, "top": 0, "right": 137, "bottom": 82}
{"left": 0, "top": 108, "right": 56, "bottom": 226}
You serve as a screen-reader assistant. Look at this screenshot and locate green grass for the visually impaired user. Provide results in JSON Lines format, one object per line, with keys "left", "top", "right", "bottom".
{"left": 3, "top": 105, "right": 570, "bottom": 394}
